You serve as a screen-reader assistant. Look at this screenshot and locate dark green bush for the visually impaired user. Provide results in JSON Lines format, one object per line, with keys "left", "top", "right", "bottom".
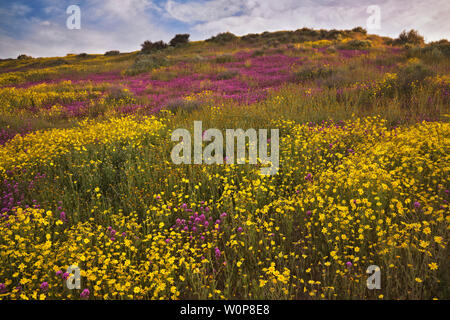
{"left": 241, "top": 33, "right": 260, "bottom": 44}
{"left": 141, "top": 40, "right": 168, "bottom": 54}
{"left": 338, "top": 39, "right": 372, "bottom": 50}
{"left": 429, "top": 40, "right": 450, "bottom": 56}
{"left": 397, "top": 61, "right": 435, "bottom": 94}
{"left": 260, "top": 31, "right": 296, "bottom": 44}
{"left": 294, "top": 65, "right": 333, "bottom": 81}
{"left": 295, "top": 28, "right": 319, "bottom": 37}
{"left": 328, "top": 29, "right": 344, "bottom": 40}
{"left": 351, "top": 27, "right": 367, "bottom": 35}
{"left": 395, "top": 30, "right": 425, "bottom": 45}
{"left": 169, "top": 34, "right": 190, "bottom": 46}
{"left": 318, "top": 29, "right": 329, "bottom": 39}
{"left": 17, "top": 54, "right": 32, "bottom": 60}
{"left": 124, "top": 54, "right": 169, "bottom": 76}
{"left": 410, "top": 40, "right": 450, "bottom": 59}
{"left": 104, "top": 50, "right": 120, "bottom": 56}
{"left": 206, "top": 32, "right": 238, "bottom": 44}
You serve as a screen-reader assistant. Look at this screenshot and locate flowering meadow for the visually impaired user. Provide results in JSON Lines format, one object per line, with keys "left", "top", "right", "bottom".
{"left": 0, "top": 29, "right": 449, "bottom": 300}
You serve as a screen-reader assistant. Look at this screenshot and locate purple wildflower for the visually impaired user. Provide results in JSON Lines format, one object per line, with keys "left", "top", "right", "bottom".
{"left": 80, "top": 289, "right": 90, "bottom": 299}
{"left": 215, "top": 247, "right": 221, "bottom": 259}
{"left": 40, "top": 282, "right": 49, "bottom": 291}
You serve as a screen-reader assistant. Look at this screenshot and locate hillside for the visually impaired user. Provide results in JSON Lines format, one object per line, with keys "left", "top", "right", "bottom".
{"left": 0, "top": 27, "right": 449, "bottom": 300}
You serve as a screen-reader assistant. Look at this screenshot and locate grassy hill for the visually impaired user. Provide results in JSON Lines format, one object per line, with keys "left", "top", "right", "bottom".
{"left": 0, "top": 28, "right": 449, "bottom": 300}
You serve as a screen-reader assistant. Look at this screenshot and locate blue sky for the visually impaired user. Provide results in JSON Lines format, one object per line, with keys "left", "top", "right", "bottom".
{"left": 0, "top": 0, "right": 449, "bottom": 58}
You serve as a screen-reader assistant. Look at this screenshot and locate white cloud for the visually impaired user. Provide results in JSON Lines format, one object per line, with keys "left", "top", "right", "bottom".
{"left": 379, "top": 0, "right": 450, "bottom": 41}
{"left": 165, "top": 0, "right": 245, "bottom": 22}
{"left": 88, "top": 0, "right": 161, "bottom": 21}
{"left": 165, "top": 0, "right": 450, "bottom": 41}
{"left": 180, "top": 1, "right": 366, "bottom": 38}
{"left": 0, "top": 0, "right": 170, "bottom": 58}
{"left": 10, "top": 3, "right": 32, "bottom": 16}
{"left": 0, "top": 0, "right": 449, "bottom": 58}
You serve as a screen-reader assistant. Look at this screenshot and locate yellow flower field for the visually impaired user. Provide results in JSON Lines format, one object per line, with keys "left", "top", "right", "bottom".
{"left": 0, "top": 27, "right": 449, "bottom": 300}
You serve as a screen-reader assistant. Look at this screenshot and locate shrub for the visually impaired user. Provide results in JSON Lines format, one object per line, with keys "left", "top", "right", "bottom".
{"left": 242, "top": 33, "right": 260, "bottom": 44}
{"left": 429, "top": 47, "right": 444, "bottom": 58}
{"left": 77, "top": 53, "right": 89, "bottom": 58}
{"left": 397, "top": 60, "right": 435, "bottom": 94}
{"left": 141, "top": 40, "right": 153, "bottom": 53}
{"left": 215, "top": 54, "right": 236, "bottom": 63}
{"left": 267, "top": 39, "right": 281, "bottom": 47}
{"left": 260, "top": 31, "right": 295, "bottom": 44}
{"left": 42, "top": 59, "right": 68, "bottom": 67}
{"left": 319, "top": 29, "right": 329, "bottom": 39}
{"left": 429, "top": 40, "right": 450, "bottom": 56}
{"left": 206, "top": 32, "right": 238, "bottom": 43}
{"left": 106, "top": 86, "right": 133, "bottom": 100}
{"left": 384, "top": 38, "right": 394, "bottom": 46}
{"left": 169, "top": 34, "right": 190, "bottom": 46}
{"left": 141, "top": 40, "right": 168, "bottom": 54}
{"left": 338, "top": 39, "right": 372, "bottom": 50}
{"left": 104, "top": 50, "right": 120, "bottom": 56}
{"left": 294, "top": 65, "right": 333, "bottom": 81}
{"left": 351, "top": 27, "right": 367, "bottom": 34}
{"left": 320, "top": 72, "right": 352, "bottom": 88}
{"left": 395, "top": 30, "right": 425, "bottom": 46}
{"left": 295, "top": 28, "right": 319, "bottom": 37}
{"left": 162, "top": 98, "right": 203, "bottom": 114}
{"left": 328, "top": 29, "right": 344, "bottom": 40}
{"left": 411, "top": 40, "right": 450, "bottom": 58}
{"left": 17, "top": 54, "right": 32, "bottom": 60}
{"left": 124, "top": 54, "right": 169, "bottom": 76}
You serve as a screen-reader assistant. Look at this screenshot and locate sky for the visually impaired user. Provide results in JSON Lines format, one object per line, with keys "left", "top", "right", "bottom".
{"left": 0, "top": 0, "right": 449, "bottom": 58}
